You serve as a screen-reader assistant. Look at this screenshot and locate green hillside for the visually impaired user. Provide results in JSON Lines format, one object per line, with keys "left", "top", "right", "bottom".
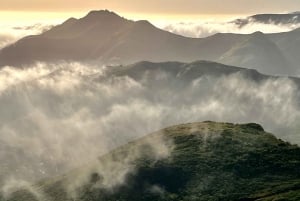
{"left": 3, "top": 122, "right": 300, "bottom": 201}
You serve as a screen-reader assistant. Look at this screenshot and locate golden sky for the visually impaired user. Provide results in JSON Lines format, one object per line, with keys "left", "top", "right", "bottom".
{"left": 0, "top": 0, "right": 299, "bottom": 23}
{"left": 1, "top": 0, "right": 300, "bottom": 13}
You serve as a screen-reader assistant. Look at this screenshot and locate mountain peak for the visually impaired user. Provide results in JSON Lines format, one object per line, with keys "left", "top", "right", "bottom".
{"left": 62, "top": 17, "right": 78, "bottom": 26}
{"left": 134, "top": 20, "right": 157, "bottom": 29}
{"left": 84, "top": 10, "right": 122, "bottom": 20}
{"left": 250, "top": 31, "right": 265, "bottom": 38}
{"left": 251, "top": 31, "right": 264, "bottom": 35}
{"left": 247, "top": 31, "right": 269, "bottom": 42}
{"left": 136, "top": 20, "right": 152, "bottom": 25}
{"left": 75, "top": 10, "right": 129, "bottom": 28}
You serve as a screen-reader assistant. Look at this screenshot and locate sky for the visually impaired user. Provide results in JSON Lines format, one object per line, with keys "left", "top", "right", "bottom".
{"left": 0, "top": 0, "right": 300, "bottom": 23}
{"left": 1, "top": 0, "right": 300, "bottom": 48}
{"left": 1, "top": 0, "right": 300, "bottom": 14}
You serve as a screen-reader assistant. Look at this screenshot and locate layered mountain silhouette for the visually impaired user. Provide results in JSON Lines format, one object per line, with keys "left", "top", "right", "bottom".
{"left": 3, "top": 122, "right": 300, "bottom": 201}
{"left": 0, "top": 10, "right": 299, "bottom": 75}
{"left": 109, "top": 60, "right": 300, "bottom": 86}
{"left": 233, "top": 12, "right": 300, "bottom": 27}
{"left": 107, "top": 60, "right": 268, "bottom": 82}
{"left": 2, "top": 60, "right": 300, "bottom": 189}
{"left": 219, "top": 31, "right": 292, "bottom": 74}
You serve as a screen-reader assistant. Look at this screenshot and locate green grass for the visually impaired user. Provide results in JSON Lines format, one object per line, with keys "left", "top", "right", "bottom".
{"left": 3, "top": 122, "right": 300, "bottom": 201}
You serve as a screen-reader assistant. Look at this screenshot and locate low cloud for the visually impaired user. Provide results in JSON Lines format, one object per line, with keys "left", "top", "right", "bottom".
{"left": 0, "top": 23, "right": 53, "bottom": 49}
{"left": 1, "top": 19, "right": 299, "bottom": 50}
{"left": 159, "top": 20, "right": 300, "bottom": 38}
{"left": 0, "top": 62, "right": 300, "bottom": 196}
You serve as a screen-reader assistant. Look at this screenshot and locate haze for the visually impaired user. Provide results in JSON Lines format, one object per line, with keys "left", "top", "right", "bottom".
{"left": 1, "top": 0, "right": 300, "bottom": 14}
{"left": 1, "top": 0, "right": 300, "bottom": 22}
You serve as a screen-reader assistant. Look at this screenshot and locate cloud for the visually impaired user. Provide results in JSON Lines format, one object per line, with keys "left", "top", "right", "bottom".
{"left": 0, "top": 62, "right": 300, "bottom": 196}
{"left": 0, "top": 34, "right": 16, "bottom": 50}
{"left": 1, "top": 179, "right": 47, "bottom": 200}
{"left": 159, "top": 20, "right": 300, "bottom": 38}
{"left": 0, "top": 23, "right": 53, "bottom": 49}
{"left": 1, "top": 18, "right": 299, "bottom": 50}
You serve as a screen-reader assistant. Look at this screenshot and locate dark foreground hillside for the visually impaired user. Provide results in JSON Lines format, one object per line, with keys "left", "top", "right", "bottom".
{"left": 3, "top": 122, "right": 300, "bottom": 201}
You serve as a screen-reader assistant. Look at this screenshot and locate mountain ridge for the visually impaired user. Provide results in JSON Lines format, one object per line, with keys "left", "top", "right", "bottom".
{"left": 233, "top": 12, "right": 300, "bottom": 27}
{"left": 219, "top": 31, "right": 293, "bottom": 74}
{"left": 0, "top": 10, "right": 299, "bottom": 75}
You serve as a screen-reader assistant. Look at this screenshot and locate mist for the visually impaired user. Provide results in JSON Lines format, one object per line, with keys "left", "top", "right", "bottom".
{"left": 0, "top": 62, "right": 300, "bottom": 197}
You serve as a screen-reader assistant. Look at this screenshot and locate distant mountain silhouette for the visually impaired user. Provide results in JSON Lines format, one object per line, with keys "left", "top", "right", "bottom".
{"left": 219, "top": 31, "right": 293, "bottom": 74}
{"left": 107, "top": 60, "right": 300, "bottom": 88}
{"left": 109, "top": 60, "right": 267, "bottom": 83}
{"left": 233, "top": 12, "right": 300, "bottom": 27}
{"left": 290, "top": 11, "right": 300, "bottom": 15}
{"left": 0, "top": 10, "right": 300, "bottom": 75}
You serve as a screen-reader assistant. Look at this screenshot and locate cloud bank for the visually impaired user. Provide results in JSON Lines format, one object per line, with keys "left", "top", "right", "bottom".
{"left": 0, "top": 62, "right": 300, "bottom": 196}
{"left": 0, "top": 23, "right": 53, "bottom": 49}
{"left": 159, "top": 20, "right": 300, "bottom": 38}
{"left": 1, "top": 18, "right": 300, "bottom": 50}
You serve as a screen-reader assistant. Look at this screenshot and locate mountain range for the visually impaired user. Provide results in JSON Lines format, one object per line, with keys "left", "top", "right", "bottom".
{"left": 1, "top": 59, "right": 300, "bottom": 197}
{"left": 3, "top": 122, "right": 300, "bottom": 201}
{"left": 105, "top": 60, "right": 300, "bottom": 89}
{"left": 0, "top": 10, "right": 300, "bottom": 75}
{"left": 1, "top": 9, "right": 300, "bottom": 201}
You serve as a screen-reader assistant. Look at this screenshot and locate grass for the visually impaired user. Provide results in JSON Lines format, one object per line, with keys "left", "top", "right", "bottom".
{"left": 2, "top": 122, "right": 300, "bottom": 201}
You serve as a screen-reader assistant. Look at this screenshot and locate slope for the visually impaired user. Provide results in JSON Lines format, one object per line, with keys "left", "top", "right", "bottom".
{"left": 268, "top": 28, "right": 300, "bottom": 74}
{"left": 0, "top": 10, "right": 204, "bottom": 67}
{"left": 3, "top": 122, "right": 300, "bottom": 201}
{"left": 219, "top": 31, "right": 293, "bottom": 75}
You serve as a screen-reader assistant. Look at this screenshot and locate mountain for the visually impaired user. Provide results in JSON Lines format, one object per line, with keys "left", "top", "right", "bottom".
{"left": 268, "top": 28, "right": 300, "bottom": 72}
{"left": 233, "top": 12, "right": 300, "bottom": 27}
{"left": 2, "top": 59, "right": 300, "bottom": 192}
{"left": 109, "top": 60, "right": 300, "bottom": 86}
{"left": 0, "top": 10, "right": 202, "bottom": 67}
{"left": 0, "top": 10, "right": 300, "bottom": 75}
{"left": 219, "top": 31, "right": 293, "bottom": 75}
{"left": 107, "top": 60, "right": 268, "bottom": 82}
{"left": 3, "top": 122, "right": 300, "bottom": 201}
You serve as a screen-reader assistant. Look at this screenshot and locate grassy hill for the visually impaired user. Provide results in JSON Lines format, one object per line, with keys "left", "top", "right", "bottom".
{"left": 2, "top": 122, "right": 300, "bottom": 201}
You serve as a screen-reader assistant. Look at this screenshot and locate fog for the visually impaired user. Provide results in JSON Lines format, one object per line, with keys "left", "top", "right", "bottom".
{"left": 0, "top": 62, "right": 300, "bottom": 197}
